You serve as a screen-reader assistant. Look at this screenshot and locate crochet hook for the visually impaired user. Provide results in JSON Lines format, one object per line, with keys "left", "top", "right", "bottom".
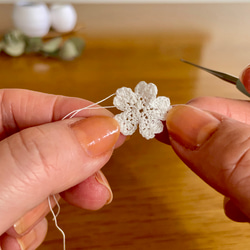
{"left": 181, "top": 59, "right": 250, "bottom": 97}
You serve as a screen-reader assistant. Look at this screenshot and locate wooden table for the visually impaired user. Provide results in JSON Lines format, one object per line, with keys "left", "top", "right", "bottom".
{"left": 1, "top": 3, "right": 250, "bottom": 250}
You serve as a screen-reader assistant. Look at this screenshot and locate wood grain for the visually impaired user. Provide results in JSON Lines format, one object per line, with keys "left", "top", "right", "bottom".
{"left": 0, "top": 3, "right": 250, "bottom": 250}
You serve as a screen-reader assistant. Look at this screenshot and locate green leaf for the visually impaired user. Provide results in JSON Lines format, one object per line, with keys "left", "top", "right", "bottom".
{"left": 67, "top": 37, "right": 85, "bottom": 54}
{"left": 25, "top": 37, "right": 43, "bottom": 53}
{"left": 59, "top": 40, "right": 79, "bottom": 60}
{"left": 0, "top": 30, "right": 85, "bottom": 60}
{"left": 58, "top": 38, "right": 84, "bottom": 60}
{"left": 3, "top": 41, "right": 25, "bottom": 56}
{"left": 41, "top": 37, "right": 63, "bottom": 53}
{"left": 3, "top": 30, "right": 26, "bottom": 56}
{"left": 4, "top": 30, "right": 25, "bottom": 45}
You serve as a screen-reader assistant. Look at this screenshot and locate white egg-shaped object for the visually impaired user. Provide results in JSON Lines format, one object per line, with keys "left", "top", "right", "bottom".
{"left": 13, "top": 2, "right": 51, "bottom": 37}
{"left": 50, "top": 4, "right": 77, "bottom": 33}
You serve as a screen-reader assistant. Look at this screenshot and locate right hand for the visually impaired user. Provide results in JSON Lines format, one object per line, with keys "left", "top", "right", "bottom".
{"left": 159, "top": 64, "right": 250, "bottom": 223}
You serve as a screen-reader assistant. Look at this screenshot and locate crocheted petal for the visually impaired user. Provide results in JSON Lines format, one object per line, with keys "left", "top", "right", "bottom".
{"left": 113, "top": 87, "right": 138, "bottom": 111}
{"left": 114, "top": 110, "right": 139, "bottom": 136}
{"left": 134, "top": 81, "right": 158, "bottom": 102}
{"left": 150, "top": 96, "right": 171, "bottom": 121}
{"left": 139, "top": 116, "right": 164, "bottom": 140}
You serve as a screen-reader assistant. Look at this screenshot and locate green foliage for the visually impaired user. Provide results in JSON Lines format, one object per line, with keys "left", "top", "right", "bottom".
{"left": 0, "top": 30, "right": 85, "bottom": 60}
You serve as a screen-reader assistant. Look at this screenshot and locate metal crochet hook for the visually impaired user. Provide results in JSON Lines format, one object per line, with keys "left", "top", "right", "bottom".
{"left": 181, "top": 59, "right": 250, "bottom": 97}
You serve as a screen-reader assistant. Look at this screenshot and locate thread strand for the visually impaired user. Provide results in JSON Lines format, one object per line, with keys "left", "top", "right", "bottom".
{"left": 52, "top": 194, "right": 61, "bottom": 219}
{"left": 48, "top": 196, "right": 66, "bottom": 250}
{"left": 49, "top": 92, "right": 117, "bottom": 250}
{"left": 62, "top": 93, "right": 116, "bottom": 120}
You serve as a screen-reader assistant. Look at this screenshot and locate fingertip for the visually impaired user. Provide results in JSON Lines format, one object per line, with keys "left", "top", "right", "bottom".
{"left": 1, "top": 234, "right": 20, "bottom": 250}
{"left": 95, "top": 170, "right": 113, "bottom": 205}
{"left": 154, "top": 120, "right": 171, "bottom": 145}
{"left": 223, "top": 197, "right": 250, "bottom": 223}
{"left": 2, "top": 218, "right": 48, "bottom": 250}
{"left": 165, "top": 105, "right": 220, "bottom": 149}
{"left": 6, "top": 195, "right": 60, "bottom": 237}
{"left": 240, "top": 64, "right": 250, "bottom": 92}
{"left": 17, "top": 218, "right": 48, "bottom": 250}
{"left": 115, "top": 133, "right": 127, "bottom": 149}
{"left": 61, "top": 172, "right": 112, "bottom": 211}
{"left": 71, "top": 116, "right": 120, "bottom": 157}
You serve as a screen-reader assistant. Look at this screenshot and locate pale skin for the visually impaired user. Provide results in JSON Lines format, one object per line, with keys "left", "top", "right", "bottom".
{"left": 162, "top": 64, "right": 250, "bottom": 222}
{"left": 0, "top": 89, "right": 125, "bottom": 250}
{"left": 1, "top": 65, "right": 250, "bottom": 249}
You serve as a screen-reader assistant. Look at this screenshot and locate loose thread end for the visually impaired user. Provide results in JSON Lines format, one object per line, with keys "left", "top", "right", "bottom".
{"left": 62, "top": 93, "right": 116, "bottom": 120}
{"left": 48, "top": 195, "right": 66, "bottom": 250}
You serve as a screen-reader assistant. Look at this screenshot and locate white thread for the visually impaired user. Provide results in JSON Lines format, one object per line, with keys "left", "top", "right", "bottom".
{"left": 52, "top": 194, "right": 61, "bottom": 219}
{"left": 62, "top": 93, "right": 116, "bottom": 120}
{"left": 113, "top": 81, "right": 171, "bottom": 139}
{"left": 48, "top": 195, "right": 66, "bottom": 250}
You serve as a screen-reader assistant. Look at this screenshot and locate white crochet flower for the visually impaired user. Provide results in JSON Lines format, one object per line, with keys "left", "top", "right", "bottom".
{"left": 113, "top": 81, "right": 171, "bottom": 140}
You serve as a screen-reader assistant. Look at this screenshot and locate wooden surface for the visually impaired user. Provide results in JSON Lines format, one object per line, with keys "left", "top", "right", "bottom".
{"left": 1, "top": 3, "right": 250, "bottom": 250}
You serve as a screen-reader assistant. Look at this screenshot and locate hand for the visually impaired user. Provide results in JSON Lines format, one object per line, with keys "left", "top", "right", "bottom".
{"left": 160, "top": 64, "right": 250, "bottom": 223}
{"left": 0, "top": 89, "right": 124, "bottom": 250}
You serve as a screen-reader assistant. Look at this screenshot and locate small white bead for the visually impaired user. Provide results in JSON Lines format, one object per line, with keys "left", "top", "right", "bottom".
{"left": 12, "top": 2, "right": 51, "bottom": 37}
{"left": 50, "top": 4, "right": 77, "bottom": 33}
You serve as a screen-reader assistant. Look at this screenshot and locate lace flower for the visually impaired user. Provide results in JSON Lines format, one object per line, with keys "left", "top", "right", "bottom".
{"left": 113, "top": 81, "right": 171, "bottom": 140}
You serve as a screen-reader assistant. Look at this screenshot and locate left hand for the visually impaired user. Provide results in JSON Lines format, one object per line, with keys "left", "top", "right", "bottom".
{"left": 0, "top": 89, "right": 125, "bottom": 250}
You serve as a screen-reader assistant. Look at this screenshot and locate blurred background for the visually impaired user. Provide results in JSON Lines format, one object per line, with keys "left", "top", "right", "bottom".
{"left": 1, "top": 2, "right": 250, "bottom": 250}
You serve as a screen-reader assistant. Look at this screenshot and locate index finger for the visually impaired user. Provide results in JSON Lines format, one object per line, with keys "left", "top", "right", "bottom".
{"left": 187, "top": 96, "right": 250, "bottom": 124}
{"left": 0, "top": 89, "right": 113, "bottom": 139}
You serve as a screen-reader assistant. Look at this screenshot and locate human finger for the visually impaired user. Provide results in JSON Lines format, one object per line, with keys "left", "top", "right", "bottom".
{"left": 1, "top": 218, "right": 48, "bottom": 250}
{"left": 6, "top": 195, "right": 59, "bottom": 238}
{"left": 0, "top": 89, "right": 113, "bottom": 140}
{"left": 0, "top": 116, "right": 120, "bottom": 235}
{"left": 223, "top": 197, "right": 250, "bottom": 222}
{"left": 240, "top": 64, "right": 250, "bottom": 93}
{"left": 8, "top": 170, "right": 113, "bottom": 237}
{"left": 7, "top": 170, "right": 113, "bottom": 238}
{"left": 187, "top": 96, "right": 250, "bottom": 124}
{"left": 0, "top": 88, "right": 125, "bottom": 149}
{"left": 166, "top": 105, "right": 250, "bottom": 219}
{"left": 157, "top": 97, "right": 250, "bottom": 145}
{"left": 6, "top": 170, "right": 112, "bottom": 240}
{"left": 61, "top": 170, "right": 113, "bottom": 211}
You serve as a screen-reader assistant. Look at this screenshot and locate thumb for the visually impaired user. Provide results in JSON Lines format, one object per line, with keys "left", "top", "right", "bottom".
{"left": 166, "top": 105, "right": 250, "bottom": 219}
{"left": 0, "top": 116, "right": 120, "bottom": 234}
